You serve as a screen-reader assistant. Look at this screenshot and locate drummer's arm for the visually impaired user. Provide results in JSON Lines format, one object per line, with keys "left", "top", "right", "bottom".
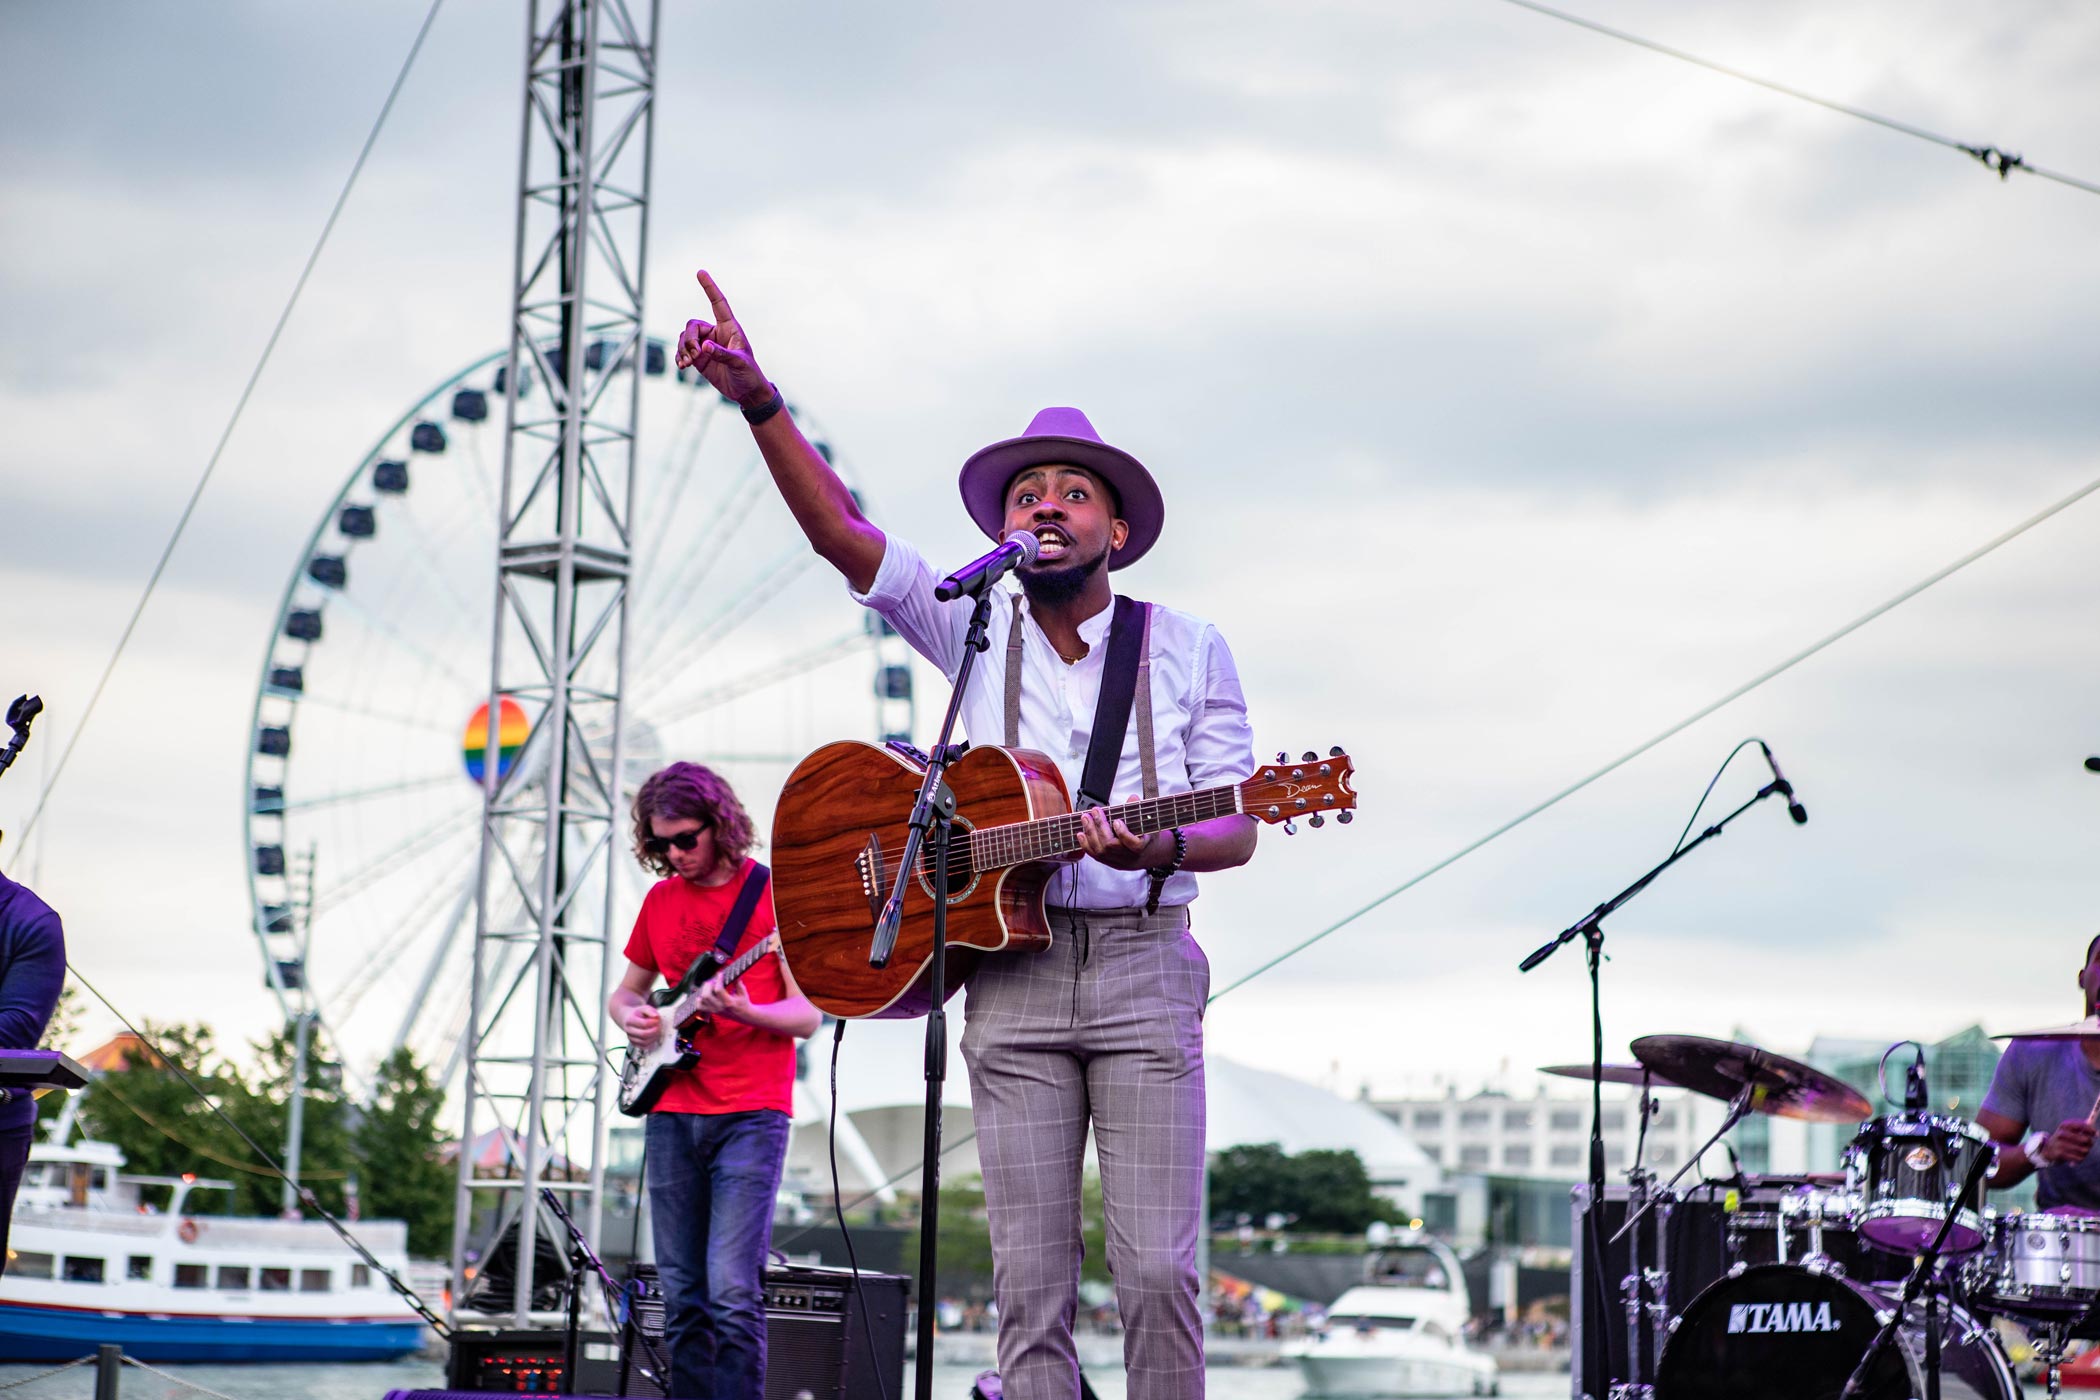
{"left": 1978, "top": 1108, "right": 2039, "bottom": 1188}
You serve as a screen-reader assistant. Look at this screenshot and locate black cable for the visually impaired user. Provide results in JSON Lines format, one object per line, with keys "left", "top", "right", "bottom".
{"left": 7, "top": 0, "right": 449, "bottom": 853}
{"left": 620, "top": 1129, "right": 671, "bottom": 1389}
{"left": 828, "top": 1019, "right": 893, "bottom": 1400}
{"left": 1496, "top": 0, "right": 2100, "bottom": 198}
{"left": 65, "top": 964, "right": 452, "bottom": 1337}
{"left": 1206, "top": 465, "right": 2100, "bottom": 1002}
{"left": 1669, "top": 738, "right": 1763, "bottom": 857}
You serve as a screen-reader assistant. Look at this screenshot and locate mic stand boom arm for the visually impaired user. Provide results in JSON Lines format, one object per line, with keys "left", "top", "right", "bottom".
{"left": 1518, "top": 778, "right": 1793, "bottom": 978}
{"left": 1518, "top": 776, "right": 1796, "bottom": 1395}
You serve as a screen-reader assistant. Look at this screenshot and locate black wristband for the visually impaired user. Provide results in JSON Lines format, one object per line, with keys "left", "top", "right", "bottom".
{"left": 740, "top": 383, "right": 785, "bottom": 425}
{"left": 1144, "top": 827, "right": 1187, "bottom": 915}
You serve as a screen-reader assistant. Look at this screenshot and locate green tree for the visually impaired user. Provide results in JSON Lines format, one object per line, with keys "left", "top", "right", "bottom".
{"left": 74, "top": 1022, "right": 269, "bottom": 1210}
{"left": 34, "top": 981, "right": 87, "bottom": 1132}
{"left": 1208, "top": 1142, "right": 1295, "bottom": 1223}
{"left": 235, "top": 1023, "right": 356, "bottom": 1219}
{"left": 1288, "top": 1148, "right": 1400, "bottom": 1233}
{"left": 354, "top": 1048, "right": 455, "bottom": 1256}
{"left": 1207, "top": 1142, "right": 1400, "bottom": 1234}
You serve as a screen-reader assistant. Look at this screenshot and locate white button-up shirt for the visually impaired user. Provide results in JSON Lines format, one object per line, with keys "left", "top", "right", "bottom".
{"left": 852, "top": 533, "right": 1257, "bottom": 910}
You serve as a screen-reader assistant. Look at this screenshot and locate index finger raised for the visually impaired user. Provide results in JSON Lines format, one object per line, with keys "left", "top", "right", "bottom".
{"left": 696, "top": 269, "right": 735, "bottom": 320}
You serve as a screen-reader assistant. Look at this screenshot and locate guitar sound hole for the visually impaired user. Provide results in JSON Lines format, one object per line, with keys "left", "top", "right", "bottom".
{"left": 913, "top": 817, "right": 979, "bottom": 903}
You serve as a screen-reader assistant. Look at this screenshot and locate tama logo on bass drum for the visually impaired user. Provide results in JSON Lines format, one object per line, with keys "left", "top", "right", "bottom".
{"left": 1726, "top": 1301, "right": 1842, "bottom": 1334}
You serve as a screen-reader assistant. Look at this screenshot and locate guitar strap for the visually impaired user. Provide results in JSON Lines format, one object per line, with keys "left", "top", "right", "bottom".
{"left": 675, "top": 861, "right": 770, "bottom": 992}
{"left": 1005, "top": 593, "right": 1157, "bottom": 808}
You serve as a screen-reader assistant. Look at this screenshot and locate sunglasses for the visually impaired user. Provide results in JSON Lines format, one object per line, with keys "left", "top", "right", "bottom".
{"left": 643, "top": 824, "right": 711, "bottom": 855}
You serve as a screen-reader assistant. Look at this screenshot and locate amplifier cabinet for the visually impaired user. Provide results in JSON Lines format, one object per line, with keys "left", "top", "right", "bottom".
{"left": 618, "top": 1262, "right": 909, "bottom": 1400}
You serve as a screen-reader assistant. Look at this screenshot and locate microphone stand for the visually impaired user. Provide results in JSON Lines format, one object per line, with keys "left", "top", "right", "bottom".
{"left": 538, "top": 1187, "right": 662, "bottom": 1394}
{"left": 1518, "top": 777, "right": 1796, "bottom": 1399}
{"left": 1836, "top": 1146, "right": 1993, "bottom": 1400}
{"left": 867, "top": 586, "right": 997, "bottom": 1400}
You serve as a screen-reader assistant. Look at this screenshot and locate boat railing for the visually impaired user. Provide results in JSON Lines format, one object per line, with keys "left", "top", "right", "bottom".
{"left": 11, "top": 1206, "right": 168, "bottom": 1237}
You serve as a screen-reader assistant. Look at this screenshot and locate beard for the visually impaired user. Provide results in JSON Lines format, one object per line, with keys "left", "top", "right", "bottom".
{"left": 1018, "top": 542, "right": 1108, "bottom": 607}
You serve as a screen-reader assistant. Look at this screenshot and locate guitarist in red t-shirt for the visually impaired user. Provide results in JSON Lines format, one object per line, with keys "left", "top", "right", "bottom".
{"left": 609, "top": 762, "right": 820, "bottom": 1400}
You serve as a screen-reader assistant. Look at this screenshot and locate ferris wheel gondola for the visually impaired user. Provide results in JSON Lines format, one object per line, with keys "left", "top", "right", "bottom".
{"left": 243, "top": 343, "right": 916, "bottom": 1093}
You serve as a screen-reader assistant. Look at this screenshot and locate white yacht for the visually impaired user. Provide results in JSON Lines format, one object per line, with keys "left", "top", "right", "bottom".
{"left": 1285, "top": 1235, "right": 1499, "bottom": 1397}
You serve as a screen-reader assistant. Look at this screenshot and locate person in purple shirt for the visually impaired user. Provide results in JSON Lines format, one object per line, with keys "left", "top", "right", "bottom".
{"left": 0, "top": 867, "right": 66, "bottom": 1265}
{"left": 1979, "top": 931, "right": 2100, "bottom": 1210}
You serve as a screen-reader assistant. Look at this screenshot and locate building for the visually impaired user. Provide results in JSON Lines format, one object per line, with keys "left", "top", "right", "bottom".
{"left": 1361, "top": 1083, "right": 1717, "bottom": 1185}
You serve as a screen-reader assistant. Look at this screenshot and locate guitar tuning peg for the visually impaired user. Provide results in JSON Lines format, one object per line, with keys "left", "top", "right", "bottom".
{"left": 1301, "top": 750, "right": 1317, "bottom": 762}
{"left": 1308, "top": 813, "right": 1325, "bottom": 828}
{"left": 1336, "top": 810, "right": 1353, "bottom": 824}
{"left": 1329, "top": 745, "right": 1344, "bottom": 757}
{"left": 1276, "top": 750, "right": 1288, "bottom": 764}
{"left": 1283, "top": 819, "right": 1297, "bottom": 835}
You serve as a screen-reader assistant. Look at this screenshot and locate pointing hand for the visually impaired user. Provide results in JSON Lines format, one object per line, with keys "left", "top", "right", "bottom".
{"left": 676, "top": 271, "right": 772, "bottom": 408}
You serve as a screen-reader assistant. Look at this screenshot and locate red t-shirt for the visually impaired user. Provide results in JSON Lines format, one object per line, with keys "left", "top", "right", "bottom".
{"left": 622, "top": 860, "right": 796, "bottom": 1116}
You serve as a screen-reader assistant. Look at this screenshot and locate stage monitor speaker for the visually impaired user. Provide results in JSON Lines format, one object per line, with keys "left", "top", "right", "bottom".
{"left": 617, "top": 1261, "right": 909, "bottom": 1400}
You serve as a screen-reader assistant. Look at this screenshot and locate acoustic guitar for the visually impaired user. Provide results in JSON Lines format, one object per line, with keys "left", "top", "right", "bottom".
{"left": 771, "top": 740, "right": 1356, "bottom": 1018}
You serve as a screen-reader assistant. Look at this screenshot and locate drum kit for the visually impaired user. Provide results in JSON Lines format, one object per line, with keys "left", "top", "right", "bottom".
{"left": 1555, "top": 1023, "right": 2100, "bottom": 1400}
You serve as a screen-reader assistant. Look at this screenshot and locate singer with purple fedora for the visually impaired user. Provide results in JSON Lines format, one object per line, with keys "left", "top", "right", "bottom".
{"left": 677, "top": 270, "right": 1259, "bottom": 1400}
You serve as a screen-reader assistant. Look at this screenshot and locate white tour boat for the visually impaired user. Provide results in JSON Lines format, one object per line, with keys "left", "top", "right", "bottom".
{"left": 0, "top": 1138, "right": 428, "bottom": 1362}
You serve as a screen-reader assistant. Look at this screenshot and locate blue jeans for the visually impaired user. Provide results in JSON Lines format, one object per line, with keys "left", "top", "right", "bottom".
{"left": 646, "top": 1109, "right": 790, "bottom": 1400}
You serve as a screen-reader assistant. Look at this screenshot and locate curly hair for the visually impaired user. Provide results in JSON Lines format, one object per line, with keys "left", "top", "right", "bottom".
{"left": 630, "top": 761, "right": 757, "bottom": 878}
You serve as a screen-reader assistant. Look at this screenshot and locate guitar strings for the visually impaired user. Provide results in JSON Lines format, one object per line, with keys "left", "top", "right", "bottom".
{"left": 862, "top": 789, "right": 1241, "bottom": 886}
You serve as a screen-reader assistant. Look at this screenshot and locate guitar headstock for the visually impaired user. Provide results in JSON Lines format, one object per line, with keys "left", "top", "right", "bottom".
{"left": 1241, "top": 747, "right": 1356, "bottom": 832}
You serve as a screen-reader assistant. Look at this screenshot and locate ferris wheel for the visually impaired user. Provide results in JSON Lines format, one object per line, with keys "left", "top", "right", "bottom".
{"left": 242, "top": 342, "right": 916, "bottom": 1093}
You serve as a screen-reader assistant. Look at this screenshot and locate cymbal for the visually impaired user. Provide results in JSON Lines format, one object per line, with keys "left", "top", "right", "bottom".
{"left": 1539, "top": 1062, "right": 1683, "bottom": 1089}
{"left": 1991, "top": 1016, "right": 2100, "bottom": 1041}
{"left": 1631, "top": 1034, "right": 1873, "bottom": 1125}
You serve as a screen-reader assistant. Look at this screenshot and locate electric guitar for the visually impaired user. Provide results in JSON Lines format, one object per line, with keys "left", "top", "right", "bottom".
{"left": 615, "top": 933, "right": 782, "bottom": 1117}
{"left": 771, "top": 740, "right": 1357, "bottom": 1019}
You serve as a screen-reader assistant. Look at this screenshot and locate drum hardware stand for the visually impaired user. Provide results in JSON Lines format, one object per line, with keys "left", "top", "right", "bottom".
{"left": 1613, "top": 1084, "right": 1762, "bottom": 1248}
{"left": 1522, "top": 774, "right": 1796, "bottom": 1400}
{"left": 2027, "top": 1318, "right": 2073, "bottom": 1400}
{"left": 1839, "top": 1146, "right": 1994, "bottom": 1400}
{"left": 866, "top": 585, "right": 996, "bottom": 1400}
{"left": 1608, "top": 1076, "right": 1675, "bottom": 1400}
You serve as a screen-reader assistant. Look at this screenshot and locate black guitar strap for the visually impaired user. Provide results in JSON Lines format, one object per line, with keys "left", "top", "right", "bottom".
{"left": 675, "top": 861, "right": 770, "bottom": 992}
{"left": 1076, "top": 596, "right": 1146, "bottom": 812}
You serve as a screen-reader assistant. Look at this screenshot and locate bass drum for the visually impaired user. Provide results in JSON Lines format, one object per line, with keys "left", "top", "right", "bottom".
{"left": 1655, "top": 1264, "right": 2016, "bottom": 1400}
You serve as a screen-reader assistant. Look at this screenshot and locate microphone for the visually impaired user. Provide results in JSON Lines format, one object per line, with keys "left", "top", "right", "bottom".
{"left": 2086, "top": 757, "right": 2100, "bottom": 773}
{"left": 1758, "top": 740, "right": 1809, "bottom": 825}
{"left": 934, "top": 531, "right": 1039, "bottom": 602}
{"left": 1903, "top": 1045, "right": 1928, "bottom": 1111}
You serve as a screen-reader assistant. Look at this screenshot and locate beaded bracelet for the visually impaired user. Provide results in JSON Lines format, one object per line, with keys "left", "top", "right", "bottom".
{"left": 1144, "top": 827, "right": 1187, "bottom": 915}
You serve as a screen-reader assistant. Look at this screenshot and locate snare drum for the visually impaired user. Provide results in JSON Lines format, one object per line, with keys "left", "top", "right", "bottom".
{"left": 1847, "top": 1113, "right": 1993, "bottom": 1254}
{"left": 1968, "top": 1210, "right": 2100, "bottom": 1315}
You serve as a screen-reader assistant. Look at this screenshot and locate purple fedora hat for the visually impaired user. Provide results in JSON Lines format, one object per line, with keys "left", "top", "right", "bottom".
{"left": 957, "top": 407, "right": 1164, "bottom": 570}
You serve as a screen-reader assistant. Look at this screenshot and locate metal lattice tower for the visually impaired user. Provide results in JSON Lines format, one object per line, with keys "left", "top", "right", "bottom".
{"left": 451, "top": 0, "right": 660, "bottom": 1324}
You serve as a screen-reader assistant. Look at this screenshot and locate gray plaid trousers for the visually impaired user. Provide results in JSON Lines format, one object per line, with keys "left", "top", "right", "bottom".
{"left": 960, "top": 903, "right": 1209, "bottom": 1400}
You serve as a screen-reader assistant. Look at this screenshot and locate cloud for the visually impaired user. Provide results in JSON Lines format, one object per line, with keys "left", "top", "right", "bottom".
{"left": 5, "top": 0, "right": 2100, "bottom": 1111}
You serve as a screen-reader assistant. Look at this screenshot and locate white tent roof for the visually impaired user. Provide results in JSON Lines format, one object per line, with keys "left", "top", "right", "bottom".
{"left": 1207, "top": 1057, "right": 1441, "bottom": 1189}
{"left": 797, "top": 1022, "right": 1436, "bottom": 1193}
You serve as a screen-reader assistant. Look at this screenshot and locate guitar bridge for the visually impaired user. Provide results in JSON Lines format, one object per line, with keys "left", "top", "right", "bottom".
{"left": 857, "top": 833, "right": 886, "bottom": 921}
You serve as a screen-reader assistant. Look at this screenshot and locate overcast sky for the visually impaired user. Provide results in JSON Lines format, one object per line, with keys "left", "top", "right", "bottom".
{"left": 4, "top": 1, "right": 2099, "bottom": 1122}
